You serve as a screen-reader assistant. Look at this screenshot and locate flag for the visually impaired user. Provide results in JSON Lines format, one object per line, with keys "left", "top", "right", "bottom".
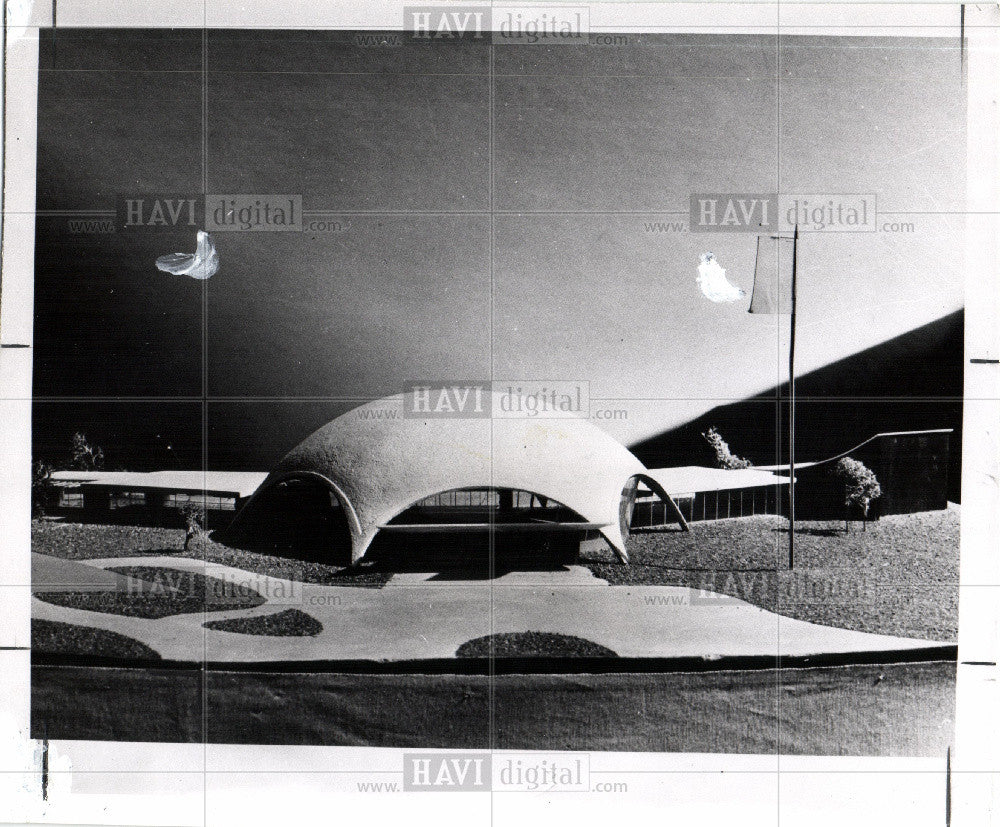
{"left": 749, "top": 233, "right": 795, "bottom": 314}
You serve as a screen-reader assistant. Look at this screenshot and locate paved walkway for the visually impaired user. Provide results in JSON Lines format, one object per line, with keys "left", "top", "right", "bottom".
{"left": 32, "top": 556, "right": 947, "bottom": 663}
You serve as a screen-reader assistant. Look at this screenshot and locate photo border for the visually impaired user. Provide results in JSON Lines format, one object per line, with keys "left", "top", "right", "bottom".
{"left": 2, "top": 2, "right": 997, "bottom": 824}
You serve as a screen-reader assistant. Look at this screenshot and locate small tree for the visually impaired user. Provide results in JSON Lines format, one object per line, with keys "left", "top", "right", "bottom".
{"left": 179, "top": 499, "right": 207, "bottom": 550}
{"left": 69, "top": 432, "right": 104, "bottom": 471}
{"left": 832, "top": 457, "right": 882, "bottom": 532}
{"left": 31, "top": 461, "right": 54, "bottom": 517}
{"left": 702, "top": 426, "right": 753, "bottom": 470}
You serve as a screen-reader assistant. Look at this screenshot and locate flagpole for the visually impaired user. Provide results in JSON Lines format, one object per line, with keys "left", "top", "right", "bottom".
{"left": 788, "top": 225, "right": 798, "bottom": 570}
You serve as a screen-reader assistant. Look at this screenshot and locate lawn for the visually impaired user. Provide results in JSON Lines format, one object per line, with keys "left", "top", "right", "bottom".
{"left": 457, "top": 632, "right": 619, "bottom": 658}
{"left": 35, "top": 566, "right": 267, "bottom": 619}
{"left": 31, "top": 618, "right": 161, "bottom": 660}
{"left": 582, "top": 506, "right": 960, "bottom": 642}
{"left": 203, "top": 608, "right": 323, "bottom": 636}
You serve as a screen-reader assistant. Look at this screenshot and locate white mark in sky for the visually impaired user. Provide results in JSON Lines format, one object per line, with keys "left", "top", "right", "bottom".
{"left": 697, "top": 253, "right": 744, "bottom": 303}
{"left": 156, "top": 230, "right": 219, "bottom": 280}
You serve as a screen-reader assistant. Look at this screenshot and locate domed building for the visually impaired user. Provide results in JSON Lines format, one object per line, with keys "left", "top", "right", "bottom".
{"left": 226, "top": 393, "right": 683, "bottom": 565}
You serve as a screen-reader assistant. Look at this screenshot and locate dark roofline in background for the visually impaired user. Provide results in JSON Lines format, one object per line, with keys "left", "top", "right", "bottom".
{"left": 757, "top": 429, "right": 954, "bottom": 472}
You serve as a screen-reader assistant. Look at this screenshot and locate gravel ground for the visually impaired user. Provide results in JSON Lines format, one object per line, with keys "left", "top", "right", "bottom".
{"left": 33, "top": 508, "right": 959, "bottom": 641}
{"left": 203, "top": 608, "right": 323, "bottom": 637}
{"left": 31, "top": 618, "right": 161, "bottom": 659}
{"left": 583, "top": 506, "right": 960, "bottom": 642}
{"left": 457, "top": 631, "right": 619, "bottom": 658}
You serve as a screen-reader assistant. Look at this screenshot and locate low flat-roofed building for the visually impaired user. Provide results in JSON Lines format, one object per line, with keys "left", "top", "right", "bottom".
{"left": 49, "top": 470, "right": 268, "bottom": 528}
{"left": 634, "top": 466, "right": 791, "bottom": 526}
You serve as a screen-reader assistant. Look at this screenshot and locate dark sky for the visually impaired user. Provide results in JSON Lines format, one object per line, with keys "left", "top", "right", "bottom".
{"left": 32, "top": 30, "right": 965, "bottom": 469}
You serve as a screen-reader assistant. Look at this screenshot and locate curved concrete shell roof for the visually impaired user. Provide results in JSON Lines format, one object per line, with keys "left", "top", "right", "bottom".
{"left": 233, "top": 394, "right": 650, "bottom": 563}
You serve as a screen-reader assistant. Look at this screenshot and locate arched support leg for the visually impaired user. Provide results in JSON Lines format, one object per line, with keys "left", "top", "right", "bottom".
{"left": 637, "top": 475, "right": 690, "bottom": 532}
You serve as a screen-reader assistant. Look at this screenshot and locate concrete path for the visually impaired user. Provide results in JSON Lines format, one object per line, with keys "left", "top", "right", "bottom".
{"left": 31, "top": 556, "right": 948, "bottom": 663}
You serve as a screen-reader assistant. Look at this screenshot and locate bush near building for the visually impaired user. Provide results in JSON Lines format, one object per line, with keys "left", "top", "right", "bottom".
{"left": 702, "top": 426, "right": 753, "bottom": 470}
{"left": 832, "top": 457, "right": 882, "bottom": 531}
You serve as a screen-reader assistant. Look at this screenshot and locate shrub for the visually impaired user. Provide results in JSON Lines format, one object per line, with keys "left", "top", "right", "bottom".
{"left": 832, "top": 457, "right": 882, "bottom": 522}
{"left": 179, "top": 499, "right": 207, "bottom": 535}
{"left": 69, "top": 432, "right": 104, "bottom": 471}
{"left": 702, "top": 426, "right": 753, "bottom": 470}
{"left": 31, "top": 460, "right": 55, "bottom": 517}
